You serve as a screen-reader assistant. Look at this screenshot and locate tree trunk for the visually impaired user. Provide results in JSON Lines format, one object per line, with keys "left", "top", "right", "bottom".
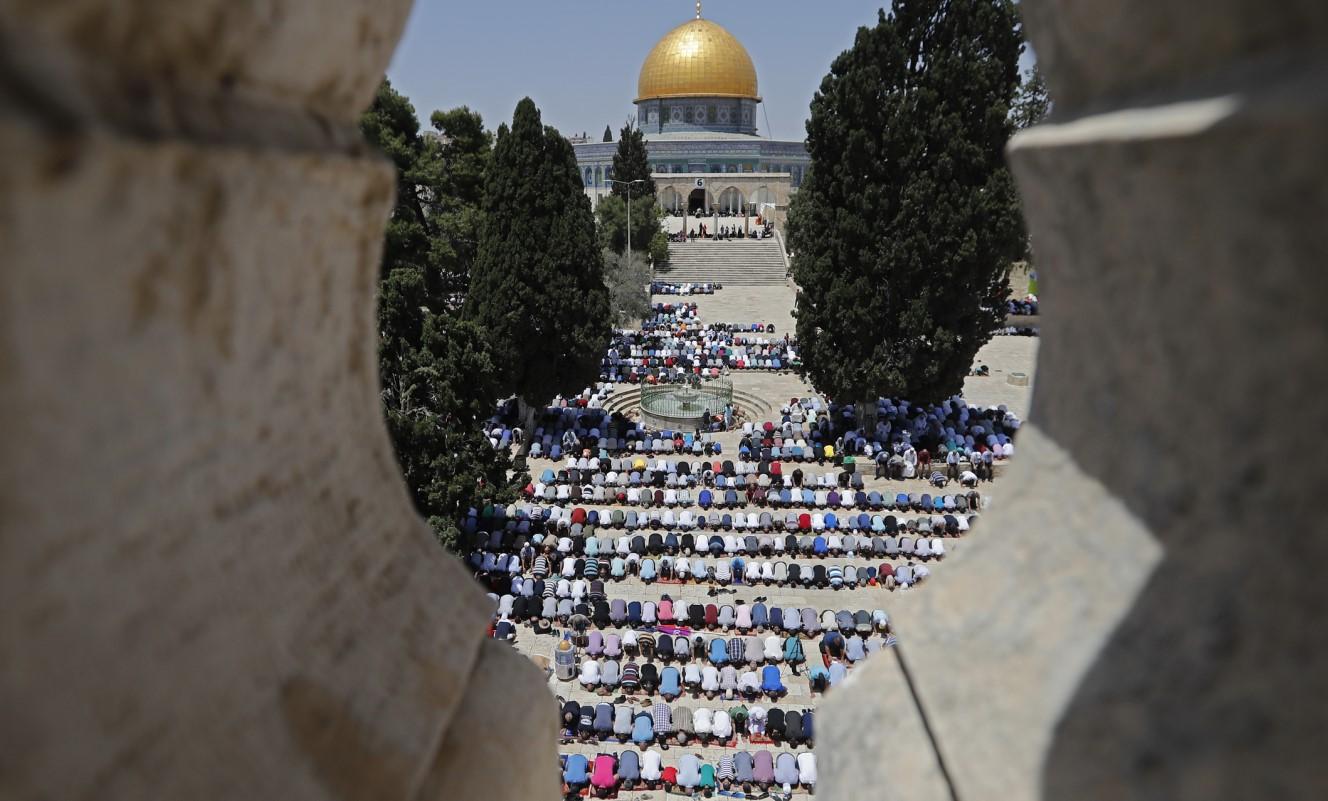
{"left": 515, "top": 397, "right": 538, "bottom": 458}
{"left": 856, "top": 399, "right": 879, "bottom": 432}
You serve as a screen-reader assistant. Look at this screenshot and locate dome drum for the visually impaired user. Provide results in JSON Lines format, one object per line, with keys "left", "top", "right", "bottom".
{"left": 637, "top": 96, "right": 759, "bottom": 136}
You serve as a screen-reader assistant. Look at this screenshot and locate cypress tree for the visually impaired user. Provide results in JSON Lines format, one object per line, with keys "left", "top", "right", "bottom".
{"left": 603, "top": 124, "right": 613, "bottom": 142}
{"left": 1011, "top": 64, "right": 1051, "bottom": 129}
{"left": 788, "top": 1, "right": 1024, "bottom": 407}
{"left": 610, "top": 125, "right": 656, "bottom": 198}
{"left": 360, "top": 81, "right": 520, "bottom": 553}
{"left": 466, "top": 97, "right": 611, "bottom": 407}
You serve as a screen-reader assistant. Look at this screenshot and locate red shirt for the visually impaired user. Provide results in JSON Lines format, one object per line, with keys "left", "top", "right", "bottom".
{"left": 663, "top": 767, "right": 678, "bottom": 784}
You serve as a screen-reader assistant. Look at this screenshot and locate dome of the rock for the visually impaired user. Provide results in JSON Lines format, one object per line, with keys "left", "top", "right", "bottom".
{"left": 636, "top": 18, "right": 759, "bottom": 102}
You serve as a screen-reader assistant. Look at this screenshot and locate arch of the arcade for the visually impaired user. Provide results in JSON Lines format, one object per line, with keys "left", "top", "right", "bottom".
{"left": 654, "top": 172, "right": 793, "bottom": 227}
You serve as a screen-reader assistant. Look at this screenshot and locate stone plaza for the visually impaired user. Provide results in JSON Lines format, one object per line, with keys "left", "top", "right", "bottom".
{"left": 2, "top": 1, "right": 1323, "bottom": 800}
{"left": 492, "top": 264, "right": 1037, "bottom": 797}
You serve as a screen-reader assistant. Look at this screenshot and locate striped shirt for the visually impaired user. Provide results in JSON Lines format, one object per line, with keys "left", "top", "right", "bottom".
{"left": 718, "top": 755, "right": 735, "bottom": 780}
{"left": 621, "top": 662, "right": 640, "bottom": 687}
{"left": 636, "top": 632, "right": 655, "bottom": 653}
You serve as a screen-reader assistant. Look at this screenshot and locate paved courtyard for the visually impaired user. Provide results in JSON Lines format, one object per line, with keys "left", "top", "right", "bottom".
{"left": 499, "top": 273, "right": 1036, "bottom": 798}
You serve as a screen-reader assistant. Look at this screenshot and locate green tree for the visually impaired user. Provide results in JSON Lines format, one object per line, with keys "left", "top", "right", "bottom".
{"left": 602, "top": 248, "right": 652, "bottom": 326}
{"left": 648, "top": 228, "right": 671, "bottom": 269}
{"left": 788, "top": 1, "right": 1024, "bottom": 407}
{"left": 610, "top": 125, "right": 656, "bottom": 198}
{"left": 603, "top": 124, "right": 613, "bottom": 142}
{"left": 386, "top": 314, "right": 518, "bottom": 550}
{"left": 361, "top": 80, "right": 519, "bottom": 552}
{"left": 426, "top": 106, "right": 492, "bottom": 306}
{"left": 1009, "top": 64, "right": 1050, "bottom": 262}
{"left": 466, "top": 97, "right": 611, "bottom": 408}
{"left": 595, "top": 193, "right": 663, "bottom": 256}
{"left": 1011, "top": 63, "right": 1051, "bottom": 129}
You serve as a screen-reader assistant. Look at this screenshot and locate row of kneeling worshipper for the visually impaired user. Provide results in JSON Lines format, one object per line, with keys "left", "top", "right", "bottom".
{"left": 560, "top": 699, "right": 815, "bottom": 747}
{"left": 481, "top": 557, "right": 935, "bottom": 599}
{"left": 502, "top": 598, "right": 897, "bottom": 633}
{"left": 509, "top": 411, "right": 725, "bottom": 460}
{"left": 524, "top": 478, "right": 984, "bottom": 514}
{"left": 649, "top": 281, "right": 720, "bottom": 295}
{"left": 467, "top": 505, "right": 974, "bottom": 538}
{"left": 483, "top": 553, "right": 929, "bottom": 606}
{"left": 572, "top": 652, "right": 863, "bottom": 697}
{"left": 561, "top": 749, "right": 816, "bottom": 797}
{"left": 513, "top": 543, "right": 946, "bottom": 579}
{"left": 579, "top": 659, "right": 792, "bottom": 699}
{"left": 498, "top": 598, "right": 898, "bottom": 634}
{"left": 601, "top": 334, "right": 798, "bottom": 381}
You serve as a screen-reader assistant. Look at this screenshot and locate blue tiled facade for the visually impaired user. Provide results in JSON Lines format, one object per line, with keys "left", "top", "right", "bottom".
{"left": 637, "top": 97, "right": 761, "bottom": 136}
{"left": 574, "top": 134, "right": 809, "bottom": 193}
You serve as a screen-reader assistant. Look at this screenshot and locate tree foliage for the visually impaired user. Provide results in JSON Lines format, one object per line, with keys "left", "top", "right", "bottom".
{"left": 610, "top": 125, "right": 656, "bottom": 198}
{"left": 361, "top": 79, "right": 519, "bottom": 552}
{"left": 603, "top": 124, "right": 613, "bottom": 142}
{"left": 383, "top": 315, "right": 515, "bottom": 550}
{"left": 1011, "top": 63, "right": 1051, "bottom": 129}
{"left": 596, "top": 194, "right": 663, "bottom": 257}
{"left": 788, "top": 0, "right": 1024, "bottom": 404}
{"left": 426, "top": 106, "right": 492, "bottom": 306}
{"left": 603, "top": 248, "right": 652, "bottom": 326}
{"left": 648, "top": 228, "right": 671, "bottom": 269}
{"left": 600, "top": 123, "right": 667, "bottom": 268}
{"left": 465, "top": 97, "right": 611, "bottom": 406}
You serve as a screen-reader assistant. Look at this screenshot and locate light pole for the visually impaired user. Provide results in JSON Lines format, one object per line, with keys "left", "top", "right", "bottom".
{"left": 609, "top": 177, "right": 646, "bottom": 272}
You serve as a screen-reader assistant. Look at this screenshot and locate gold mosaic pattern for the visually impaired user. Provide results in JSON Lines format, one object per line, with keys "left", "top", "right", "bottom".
{"left": 636, "top": 19, "right": 759, "bottom": 101}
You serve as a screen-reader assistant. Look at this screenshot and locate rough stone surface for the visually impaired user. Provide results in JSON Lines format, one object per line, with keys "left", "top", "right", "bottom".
{"left": 1021, "top": 0, "right": 1328, "bottom": 114}
{"left": 0, "top": 2, "right": 557, "bottom": 800}
{"left": 817, "top": 648, "right": 952, "bottom": 801}
{"left": 820, "top": 1, "right": 1328, "bottom": 799}
{"left": 1017, "top": 72, "right": 1328, "bottom": 801}
{"left": 0, "top": 1, "right": 412, "bottom": 126}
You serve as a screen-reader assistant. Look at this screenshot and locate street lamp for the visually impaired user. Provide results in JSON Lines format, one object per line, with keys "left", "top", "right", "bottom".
{"left": 609, "top": 177, "right": 646, "bottom": 273}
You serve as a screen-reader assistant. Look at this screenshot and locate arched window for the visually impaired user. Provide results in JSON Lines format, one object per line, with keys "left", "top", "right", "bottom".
{"left": 584, "top": 167, "right": 593, "bottom": 186}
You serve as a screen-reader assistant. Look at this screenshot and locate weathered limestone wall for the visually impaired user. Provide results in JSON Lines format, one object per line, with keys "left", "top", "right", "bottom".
{"left": 0, "top": 2, "right": 555, "bottom": 800}
{"left": 820, "top": 1, "right": 1328, "bottom": 800}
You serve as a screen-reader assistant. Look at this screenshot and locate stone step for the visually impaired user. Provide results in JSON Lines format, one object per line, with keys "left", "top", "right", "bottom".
{"left": 661, "top": 241, "right": 790, "bottom": 285}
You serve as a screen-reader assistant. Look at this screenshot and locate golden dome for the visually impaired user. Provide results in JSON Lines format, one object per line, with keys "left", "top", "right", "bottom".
{"left": 636, "top": 18, "right": 760, "bottom": 103}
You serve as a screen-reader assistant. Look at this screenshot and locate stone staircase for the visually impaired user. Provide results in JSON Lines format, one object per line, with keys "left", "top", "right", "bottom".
{"left": 659, "top": 239, "right": 788, "bottom": 285}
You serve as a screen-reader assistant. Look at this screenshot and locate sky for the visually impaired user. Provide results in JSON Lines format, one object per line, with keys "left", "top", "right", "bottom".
{"left": 387, "top": 1, "right": 1036, "bottom": 141}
